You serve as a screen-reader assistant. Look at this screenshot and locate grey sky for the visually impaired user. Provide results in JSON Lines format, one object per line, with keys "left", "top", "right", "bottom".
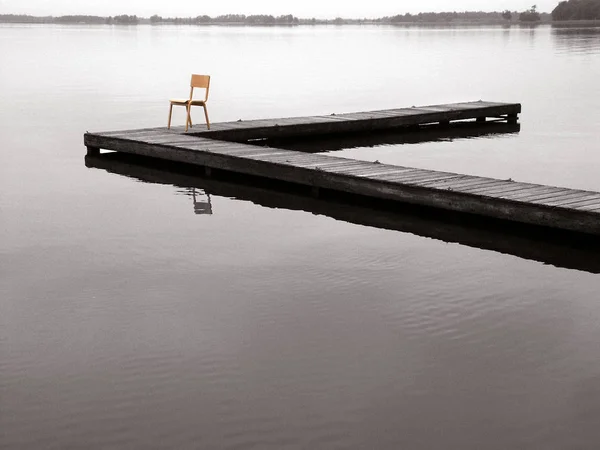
{"left": 0, "top": 0, "right": 559, "bottom": 18}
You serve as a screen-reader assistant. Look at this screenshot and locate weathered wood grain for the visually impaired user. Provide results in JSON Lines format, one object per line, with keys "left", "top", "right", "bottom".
{"left": 422, "top": 177, "right": 501, "bottom": 190}
{"left": 541, "top": 193, "right": 600, "bottom": 207}
{"left": 506, "top": 188, "right": 574, "bottom": 202}
{"left": 496, "top": 185, "right": 567, "bottom": 200}
{"left": 530, "top": 191, "right": 596, "bottom": 205}
{"left": 555, "top": 196, "right": 600, "bottom": 209}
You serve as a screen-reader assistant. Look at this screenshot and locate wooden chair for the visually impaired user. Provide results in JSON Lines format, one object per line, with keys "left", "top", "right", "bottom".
{"left": 168, "top": 74, "right": 210, "bottom": 132}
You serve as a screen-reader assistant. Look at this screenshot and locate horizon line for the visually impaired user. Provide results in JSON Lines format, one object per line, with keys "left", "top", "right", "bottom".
{"left": 0, "top": 9, "right": 555, "bottom": 21}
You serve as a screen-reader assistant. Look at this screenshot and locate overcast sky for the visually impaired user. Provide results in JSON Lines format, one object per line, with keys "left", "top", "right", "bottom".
{"left": 0, "top": 0, "right": 559, "bottom": 18}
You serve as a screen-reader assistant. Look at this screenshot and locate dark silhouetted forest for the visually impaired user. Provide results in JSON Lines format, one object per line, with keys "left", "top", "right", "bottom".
{"left": 552, "top": 0, "right": 600, "bottom": 20}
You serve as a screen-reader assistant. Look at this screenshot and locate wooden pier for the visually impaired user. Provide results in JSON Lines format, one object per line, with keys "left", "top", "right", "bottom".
{"left": 84, "top": 101, "right": 600, "bottom": 236}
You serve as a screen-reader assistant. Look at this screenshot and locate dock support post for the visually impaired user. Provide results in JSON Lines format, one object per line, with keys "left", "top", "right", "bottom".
{"left": 439, "top": 120, "right": 450, "bottom": 128}
{"left": 476, "top": 117, "right": 486, "bottom": 123}
{"left": 507, "top": 114, "right": 518, "bottom": 124}
{"left": 86, "top": 146, "right": 100, "bottom": 156}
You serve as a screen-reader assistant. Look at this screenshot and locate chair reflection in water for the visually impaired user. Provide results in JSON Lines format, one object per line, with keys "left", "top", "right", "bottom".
{"left": 190, "top": 188, "right": 212, "bottom": 215}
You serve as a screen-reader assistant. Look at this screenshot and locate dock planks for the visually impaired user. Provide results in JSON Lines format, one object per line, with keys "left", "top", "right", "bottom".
{"left": 83, "top": 100, "right": 600, "bottom": 236}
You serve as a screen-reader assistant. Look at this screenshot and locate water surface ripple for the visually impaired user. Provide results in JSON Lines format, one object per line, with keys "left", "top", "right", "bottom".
{"left": 2, "top": 24, "right": 600, "bottom": 449}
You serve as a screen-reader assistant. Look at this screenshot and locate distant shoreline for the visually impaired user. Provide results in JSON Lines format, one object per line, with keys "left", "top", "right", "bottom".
{"left": 1, "top": 13, "right": 599, "bottom": 27}
{"left": 2, "top": 20, "right": 600, "bottom": 27}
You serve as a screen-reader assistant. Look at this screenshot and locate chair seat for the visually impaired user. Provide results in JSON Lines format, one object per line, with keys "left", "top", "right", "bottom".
{"left": 169, "top": 99, "right": 206, "bottom": 106}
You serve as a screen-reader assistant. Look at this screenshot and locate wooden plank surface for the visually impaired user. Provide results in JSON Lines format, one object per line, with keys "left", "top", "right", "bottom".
{"left": 543, "top": 193, "right": 600, "bottom": 206}
{"left": 420, "top": 177, "right": 498, "bottom": 189}
{"left": 555, "top": 197, "right": 600, "bottom": 208}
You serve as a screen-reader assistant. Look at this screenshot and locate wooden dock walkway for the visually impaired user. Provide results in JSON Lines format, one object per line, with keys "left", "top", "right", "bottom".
{"left": 83, "top": 101, "right": 600, "bottom": 236}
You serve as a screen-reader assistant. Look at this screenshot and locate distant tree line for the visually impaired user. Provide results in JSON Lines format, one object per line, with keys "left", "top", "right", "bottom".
{"left": 3, "top": 4, "right": 599, "bottom": 26}
{"left": 519, "top": 5, "right": 542, "bottom": 22}
{"left": 54, "top": 15, "right": 106, "bottom": 24}
{"left": 149, "top": 14, "right": 299, "bottom": 25}
{"left": 381, "top": 11, "right": 507, "bottom": 23}
{"left": 552, "top": 0, "right": 600, "bottom": 20}
{"left": 107, "top": 15, "right": 139, "bottom": 25}
{"left": 0, "top": 14, "right": 52, "bottom": 23}
{"left": 0, "top": 14, "right": 138, "bottom": 24}
{"left": 379, "top": 7, "right": 553, "bottom": 24}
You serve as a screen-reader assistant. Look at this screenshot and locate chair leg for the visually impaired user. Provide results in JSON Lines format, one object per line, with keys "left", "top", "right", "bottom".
{"left": 203, "top": 104, "right": 210, "bottom": 130}
{"left": 167, "top": 103, "right": 173, "bottom": 129}
{"left": 185, "top": 104, "right": 191, "bottom": 132}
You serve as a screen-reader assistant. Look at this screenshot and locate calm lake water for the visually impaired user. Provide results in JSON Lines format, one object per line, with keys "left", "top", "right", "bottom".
{"left": 2, "top": 23, "right": 600, "bottom": 449}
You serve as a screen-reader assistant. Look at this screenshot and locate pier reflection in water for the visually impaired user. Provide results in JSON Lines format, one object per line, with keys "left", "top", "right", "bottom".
{"left": 85, "top": 121, "right": 600, "bottom": 275}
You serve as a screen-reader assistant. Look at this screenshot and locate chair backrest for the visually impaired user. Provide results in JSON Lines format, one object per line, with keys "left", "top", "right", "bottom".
{"left": 189, "top": 74, "right": 210, "bottom": 102}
